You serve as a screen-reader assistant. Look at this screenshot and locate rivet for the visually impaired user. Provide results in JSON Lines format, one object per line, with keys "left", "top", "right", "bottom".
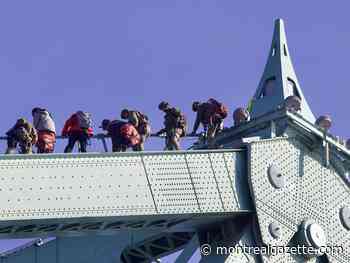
{"left": 340, "top": 207, "right": 350, "bottom": 231}
{"left": 267, "top": 164, "right": 285, "bottom": 189}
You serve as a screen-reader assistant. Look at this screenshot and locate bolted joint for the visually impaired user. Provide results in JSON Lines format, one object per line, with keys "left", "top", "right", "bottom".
{"left": 295, "top": 220, "right": 327, "bottom": 258}
{"left": 267, "top": 164, "right": 285, "bottom": 189}
{"left": 268, "top": 222, "right": 282, "bottom": 239}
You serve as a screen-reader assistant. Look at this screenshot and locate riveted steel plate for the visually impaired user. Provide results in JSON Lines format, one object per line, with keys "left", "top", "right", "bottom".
{"left": 142, "top": 150, "right": 246, "bottom": 214}
{"left": 143, "top": 153, "right": 201, "bottom": 214}
{"left": 248, "top": 138, "right": 350, "bottom": 263}
{"left": 222, "top": 152, "right": 251, "bottom": 210}
{"left": 0, "top": 154, "right": 155, "bottom": 220}
{"left": 0, "top": 150, "right": 248, "bottom": 235}
{"left": 207, "top": 152, "right": 242, "bottom": 211}
{"left": 184, "top": 153, "right": 224, "bottom": 213}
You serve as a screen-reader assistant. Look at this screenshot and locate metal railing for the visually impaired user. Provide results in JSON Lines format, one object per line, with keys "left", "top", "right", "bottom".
{"left": 0, "top": 133, "right": 200, "bottom": 153}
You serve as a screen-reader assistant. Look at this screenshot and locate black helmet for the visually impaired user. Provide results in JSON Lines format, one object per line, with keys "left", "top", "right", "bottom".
{"left": 32, "top": 107, "right": 42, "bottom": 116}
{"left": 120, "top": 109, "right": 129, "bottom": 119}
{"left": 16, "top": 118, "right": 27, "bottom": 126}
{"left": 192, "top": 101, "right": 200, "bottom": 112}
{"left": 100, "top": 119, "right": 110, "bottom": 129}
{"left": 158, "top": 101, "right": 169, "bottom": 110}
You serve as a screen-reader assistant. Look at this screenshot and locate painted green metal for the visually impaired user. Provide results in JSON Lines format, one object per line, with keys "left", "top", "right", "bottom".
{"left": 1, "top": 19, "right": 349, "bottom": 263}
{"left": 250, "top": 19, "right": 315, "bottom": 123}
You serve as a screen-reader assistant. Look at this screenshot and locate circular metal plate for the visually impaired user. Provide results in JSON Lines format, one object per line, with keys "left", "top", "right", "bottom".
{"left": 267, "top": 165, "right": 285, "bottom": 189}
{"left": 268, "top": 222, "right": 281, "bottom": 239}
{"left": 340, "top": 207, "right": 350, "bottom": 231}
{"left": 307, "top": 223, "right": 327, "bottom": 249}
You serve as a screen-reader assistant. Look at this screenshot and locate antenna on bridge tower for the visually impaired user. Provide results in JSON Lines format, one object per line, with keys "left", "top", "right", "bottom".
{"left": 250, "top": 18, "right": 315, "bottom": 123}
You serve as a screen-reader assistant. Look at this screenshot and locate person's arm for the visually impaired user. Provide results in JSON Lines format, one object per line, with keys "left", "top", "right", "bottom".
{"left": 156, "top": 128, "right": 166, "bottom": 136}
{"left": 6, "top": 125, "right": 16, "bottom": 136}
{"left": 61, "top": 118, "right": 71, "bottom": 136}
{"left": 31, "top": 127, "right": 38, "bottom": 144}
{"left": 192, "top": 112, "right": 201, "bottom": 134}
{"left": 32, "top": 114, "right": 38, "bottom": 129}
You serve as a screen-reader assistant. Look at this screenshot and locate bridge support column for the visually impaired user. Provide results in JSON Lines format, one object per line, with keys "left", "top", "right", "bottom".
{"left": 197, "top": 215, "right": 261, "bottom": 263}
{"left": 0, "top": 230, "right": 161, "bottom": 263}
{"left": 174, "top": 235, "right": 199, "bottom": 263}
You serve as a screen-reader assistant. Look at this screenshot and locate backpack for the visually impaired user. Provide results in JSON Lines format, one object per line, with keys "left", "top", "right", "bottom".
{"left": 208, "top": 98, "right": 228, "bottom": 119}
{"left": 33, "top": 109, "right": 56, "bottom": 133}
{"left": 76, "top": 111, "right": 92, "bottom": 129}
{"left": 199, "top": 102, "right": 217, "bottom": 125}
{"left": 120, "top": 123, "right": 140, "bottom": 146}
{"left": 15, "top": 126, "right": 31, "bottom": 142}
{"left": 134, "top": 111, "right": 151, "bottom": 135}
{"left": 170, "top": 108, "right": 187, "bottom": 136}
{"left": 135, "top": 111, "right": 148, "bottom": 124}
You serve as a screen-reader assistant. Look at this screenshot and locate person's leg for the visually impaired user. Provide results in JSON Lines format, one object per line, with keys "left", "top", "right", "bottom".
{"left": 207, "top": 122, "right": 221, "bottom": 148}
{"left": 36, "top": 132, "right": 44, "bottom": 153}
{"left": 207, "top": 124, "right": 216, "bottom": 145}
{"left": 112, "top": 144, "right": 119, "bottom": 152}
{"left": 139, "top": 142, "right": 145, "bottom": 151}
{"left": 138, "top": 124, "right": 150, "bottom": 140}
{"left": 112, "top": 143, "right": 124, "bottom": 152}
{"left": 6, "top": 136, "right": 18, "bottom": 154}
{"left": 171, "top": 136, "right": 180, "bottom": 150}
{"left": 173, "top": 129, "right": 182, "bottom": 150}
{"left": 26, "top": 144, "right": 33, "bottom": 154}
{"left": 168, "top": 128, "right": 181, "bottom": 150}
{"left": 19, "top": 141, "right": 32, "bottom": 154}
{"left": 64, "top": 133, "right": 78, "bottom": 153}
{"left": 37, "top": 140, "right": 44, "bottom": 153}
{"left": 46, "top": 132, "right": 56, "bottom": 153}
{"left": 165, "top": 133, "right": 171, "bottom": 150}
{"left": 133, "top": 134, "right": 146, "bottom": 151}
{"left": 78, "top": 133, "right": 88, "bottom": 153}
{"left": 121, "top": 145, "right": 127, "bottom": 152}
{"left": 39, "top": 132, "right": 56, "bottom": 153}
{"left": 132, "top": 145, "right": 140, "bottom": 151}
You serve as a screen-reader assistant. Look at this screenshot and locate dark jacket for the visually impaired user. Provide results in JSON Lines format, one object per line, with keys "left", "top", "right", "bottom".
{"left": 192, "top": 103, "right": 217, "bottom": 133}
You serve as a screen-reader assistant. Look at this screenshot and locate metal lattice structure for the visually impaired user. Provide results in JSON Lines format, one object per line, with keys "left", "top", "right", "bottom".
{"left": 0, "top": 18, "right": 349, "bottom": 263}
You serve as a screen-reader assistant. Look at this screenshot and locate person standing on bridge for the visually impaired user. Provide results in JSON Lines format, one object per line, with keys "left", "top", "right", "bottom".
{"left": 189, "top": 98, "right": 228, "bottom": 146}
{"left": 156, "top": 101, "right": 187, "bottom": 150}
{"left": 5, "top": 118, "right": 38, "bottom": 154}
{"left": 233, "top": 107, "right": 250, "bottom": 127}
{"left": 32, "top": 108, "right": 56, "bottom": 153}
{"left": 62, "top": 111, "right": 93, "bottom": 153}
{"left": 120, "top": 108, "right": 151, "bottom": 151}
{"left": 100, "top": 119, "right": 140, "bottom": 152}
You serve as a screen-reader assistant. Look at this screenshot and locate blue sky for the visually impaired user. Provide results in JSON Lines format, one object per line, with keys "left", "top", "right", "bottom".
{"left": 0, "top": 0, "right": 349, "bottom": 261}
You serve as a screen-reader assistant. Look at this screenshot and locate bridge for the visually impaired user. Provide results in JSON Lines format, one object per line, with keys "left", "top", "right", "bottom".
{"left": 0, "top": 19, "right": 349, "bottom": 263}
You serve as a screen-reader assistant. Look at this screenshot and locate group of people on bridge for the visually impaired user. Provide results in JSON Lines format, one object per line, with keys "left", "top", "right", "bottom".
{"left": 4, "top": 99, "right": 251, "bottom": 155}
{"left": 4, "top": 95, "right": 349, "bottom": 155}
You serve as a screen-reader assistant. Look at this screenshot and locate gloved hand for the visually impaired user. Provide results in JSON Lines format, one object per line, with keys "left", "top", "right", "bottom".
{"left": 155, "top": 130, "right": 164, "bottom": 136}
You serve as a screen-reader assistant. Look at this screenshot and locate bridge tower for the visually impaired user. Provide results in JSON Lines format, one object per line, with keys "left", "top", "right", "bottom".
{"left": 250, "top": 18, "right": 315, "bottom": 123}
